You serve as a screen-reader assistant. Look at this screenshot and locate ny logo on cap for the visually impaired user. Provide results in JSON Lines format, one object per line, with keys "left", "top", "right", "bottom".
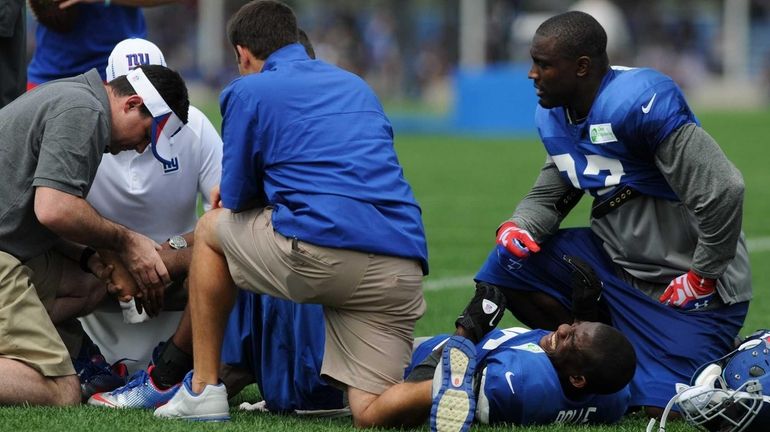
{"left": 125, "top": 53, "right": 150, "bottom": 70}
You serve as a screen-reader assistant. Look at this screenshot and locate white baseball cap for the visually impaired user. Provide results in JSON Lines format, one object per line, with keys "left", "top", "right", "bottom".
{"left": 106, "top": 38, "right": 166, "bottom": 82}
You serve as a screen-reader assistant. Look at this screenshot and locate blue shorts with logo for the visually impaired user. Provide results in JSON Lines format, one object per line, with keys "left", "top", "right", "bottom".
{"left": 474, "top": 228, "right": 748, "bottom": 409}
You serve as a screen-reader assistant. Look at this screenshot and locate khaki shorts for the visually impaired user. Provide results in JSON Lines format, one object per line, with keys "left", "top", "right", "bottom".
{"left": 217, "top": 207, "right": 426, "bottom": 395}
{"left": 0, "top": 250, "right": 75, "bottom": 376}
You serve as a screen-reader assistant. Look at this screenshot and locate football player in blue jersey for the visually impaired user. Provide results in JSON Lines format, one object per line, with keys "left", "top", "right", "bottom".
{"left": 401, "top": 256, "right": 635, "bottom": 432}
{"left": 27, "top": 0, "right": 178, "bottom": 89}
{"left": 475, "top": 10, "right": 750, "bottom": 417}
{"left": 412, "top": 324, "right": 635, "bottom": 429}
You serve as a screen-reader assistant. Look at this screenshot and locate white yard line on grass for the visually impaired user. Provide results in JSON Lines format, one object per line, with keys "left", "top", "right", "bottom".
{"left": 747, "top": 236, "right": 770, "bottom": 253}
{"left": 425, "top": 235, "right": 770, "bottom": 292}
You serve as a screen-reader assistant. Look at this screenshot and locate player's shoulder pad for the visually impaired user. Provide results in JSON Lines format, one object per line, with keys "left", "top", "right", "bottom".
{"left": 602, "top": 67, "right": 679, "bottom": 107}
{"left": 591, "top": 67, "right": 685, "bottom": 127}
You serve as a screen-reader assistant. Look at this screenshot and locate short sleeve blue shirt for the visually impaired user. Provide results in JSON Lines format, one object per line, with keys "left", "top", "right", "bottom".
{"left": 535, "top": 67, "right": 699, "bottom": 201}
{"left": 28, "top": 5, "right": 146, "bottom": 83}
{"left": 219, "top": 44, "right": 428, "bottom": 272}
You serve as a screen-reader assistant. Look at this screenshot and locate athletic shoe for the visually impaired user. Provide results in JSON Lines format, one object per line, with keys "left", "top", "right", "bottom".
{"left": 73, "top": 342, "right": 129, "bottom": 401}
{"left": 430, "top": 336, "right": 477, "bottom": 432}
{"left": 454, "top": 282, "right": 506, "bottom": 343}
{"left": 153, "top": 370, "right": 230, "bottom": 421}
{"left": 88, "top": 366, "right": 180, "bottom": 409}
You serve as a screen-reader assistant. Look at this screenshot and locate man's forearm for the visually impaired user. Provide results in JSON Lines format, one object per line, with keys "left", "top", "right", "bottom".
{"left": 513, "top": 160, "right": 579, "bottom": 241}
{"left": 655, "top": 124, "right": 744, "bottom": 278}
{"left": 34, "top": 186, "right": 128, "bottom": 252}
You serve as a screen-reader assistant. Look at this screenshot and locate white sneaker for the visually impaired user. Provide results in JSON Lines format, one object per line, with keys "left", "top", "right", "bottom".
{"left": 153, "top": 371, "right": 230, "bottom": 421}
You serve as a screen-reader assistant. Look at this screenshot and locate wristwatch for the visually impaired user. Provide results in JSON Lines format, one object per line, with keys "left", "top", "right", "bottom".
{"left": 168, "top": 235, "right": 188, "bottom": 250}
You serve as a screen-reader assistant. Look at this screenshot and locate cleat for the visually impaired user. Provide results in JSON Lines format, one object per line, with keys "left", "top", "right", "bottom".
{"left": 74, "top": 341, "right": 129, "bottom": 401}
{"left": 430, "top": 336, "right": 477, "bottom": 432}
{"left": 154, "top": 370, "right": 230, "bottom": 421}
{"left": 88, "top": 365, "right": 180, "bottom": 409}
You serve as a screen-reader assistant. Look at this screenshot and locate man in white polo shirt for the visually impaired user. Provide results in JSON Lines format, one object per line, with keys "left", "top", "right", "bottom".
{"left": 52, "top": 38, "right": 222, "bottom": 399}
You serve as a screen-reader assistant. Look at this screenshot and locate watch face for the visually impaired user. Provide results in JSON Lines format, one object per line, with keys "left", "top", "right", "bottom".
{"left": 169, "top": 235, "right": 187, "bottom": 249}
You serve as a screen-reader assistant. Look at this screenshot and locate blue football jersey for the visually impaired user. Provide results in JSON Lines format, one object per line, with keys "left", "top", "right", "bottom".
{"left": 536, "top": 67, "right": 699, "bottom": 201}
{"left": 477, "top": 328, "right": 629, "bottom": 425}
{"left": 28, "top": 5, "right": 146, "bottom": 84}
{"left": 410, "top": 328, "right": 630, "bottom": 426}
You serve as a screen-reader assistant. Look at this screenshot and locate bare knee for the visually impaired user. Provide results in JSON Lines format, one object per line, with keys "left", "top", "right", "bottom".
{"left": 51, "top": 375, "right": 80, "bottom": 406}
{"left": 194, "top": 208, "right": 223, "bottom": 249}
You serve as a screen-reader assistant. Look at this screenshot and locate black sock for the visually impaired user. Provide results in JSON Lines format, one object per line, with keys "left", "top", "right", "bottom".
{"left": 150, "top": 339, "right": 193, "bottom": 389}
{"left": 405, "top": 342, "right": 445, "bottom": 382}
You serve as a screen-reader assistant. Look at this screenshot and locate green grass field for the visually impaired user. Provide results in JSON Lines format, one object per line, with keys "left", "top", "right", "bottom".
{"left": 2, "top": 110, "right": 767, "bottom": 431}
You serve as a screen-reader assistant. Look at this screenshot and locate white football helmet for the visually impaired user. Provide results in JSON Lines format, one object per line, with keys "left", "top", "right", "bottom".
{"left": 648, "top": 331, "right": 770, "bottom": 432}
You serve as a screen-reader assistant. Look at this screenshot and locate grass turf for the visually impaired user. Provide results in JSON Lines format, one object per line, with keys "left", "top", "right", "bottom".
{"left": 2, "top": 109, "right": 767, "bottom": 432}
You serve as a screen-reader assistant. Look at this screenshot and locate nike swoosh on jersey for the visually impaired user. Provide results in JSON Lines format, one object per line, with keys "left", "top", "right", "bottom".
{"left": 505, "top": 371, "right": 515, "bottom": 394}
{"left": 641, "top": 93, "right": 657, "bottom": 114}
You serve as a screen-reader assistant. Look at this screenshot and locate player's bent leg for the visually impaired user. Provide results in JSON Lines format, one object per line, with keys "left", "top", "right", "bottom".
{"left": 188, "top": 208, "right": 236, "bottom": 387}
{"left": 474, "top": 228, "right": 609, "bottom": 329}
{"left": 153, "top": 209, "right": 236, "bottom": 421}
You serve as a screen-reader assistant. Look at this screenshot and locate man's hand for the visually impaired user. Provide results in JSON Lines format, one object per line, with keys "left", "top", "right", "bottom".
{"left": 120, "top": 231, "right": 168, "bottom": 315}
{"left": 564, "top": 255, "right": 603, "bottom": 322}
{"left": 659, "top": 271, "right": 716, "bottom": 310}
{"left": 98, "top": 249, "right": 138, "bottom": 303}
{"left": 84, "top": 250, "right": 114, "bottom": 283}
{"left": 496, "top": 221, "right": 539, "bottom": 258}
{"left": 210, "top": 184, "right": 223, "bottom": 209}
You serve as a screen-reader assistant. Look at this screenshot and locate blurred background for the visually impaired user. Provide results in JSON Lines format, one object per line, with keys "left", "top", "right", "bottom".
{"left": 25, "top": 0, "right": 770, "bottom": 134}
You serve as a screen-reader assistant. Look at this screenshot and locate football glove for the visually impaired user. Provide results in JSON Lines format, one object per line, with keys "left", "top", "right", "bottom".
{"left": 659, "top": 270, "right": 716, "bottom": 311}
{"left": 496, "top": 221, "right": 539, "bottom": 258}
{"left": 455, "top": 282, "right": 507, "bottom": 343}
{"left": 564, "top": 255, "right": 604, "bottom": 322}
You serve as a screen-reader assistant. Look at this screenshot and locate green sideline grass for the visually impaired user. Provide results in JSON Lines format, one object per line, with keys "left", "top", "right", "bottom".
{"left": 2, "top": 109, "right": 766, "bottom": 431}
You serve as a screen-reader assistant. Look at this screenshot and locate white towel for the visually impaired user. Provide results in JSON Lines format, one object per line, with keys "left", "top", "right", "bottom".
{"left": 119, "top": 298, "right": 150, "bottom": 324}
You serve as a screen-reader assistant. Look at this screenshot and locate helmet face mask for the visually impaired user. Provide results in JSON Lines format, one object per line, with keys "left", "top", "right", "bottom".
{"left": 677, "top": 378, "right": 763, "bottom": 432}
{"left": 649, "top": 332, "right": 770, "bottom": 432}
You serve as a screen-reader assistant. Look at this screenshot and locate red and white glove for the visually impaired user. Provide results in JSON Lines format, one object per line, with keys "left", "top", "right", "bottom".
{"left": 659, "top": 270, "right": 716, "bottom": 310}
{"left": 496, "top": 221, "right": 540, "bottom": 258}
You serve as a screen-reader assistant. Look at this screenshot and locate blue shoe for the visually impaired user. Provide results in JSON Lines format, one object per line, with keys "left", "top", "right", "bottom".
{"left": 430, "top": 336, "right": 477, "bottom": 432}
{"left": 88, "top": 365, "right": 181, "bottom": 408}
{"left": 73, "top": 341, "right": 128, "bottom": 401}
{"left": 154, "top": 370, "right": 230, "bottom": 421}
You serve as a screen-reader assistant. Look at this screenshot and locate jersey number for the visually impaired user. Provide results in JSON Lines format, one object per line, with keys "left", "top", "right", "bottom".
{"left": 552, "top": 153, "right": 625, "bottom": 196}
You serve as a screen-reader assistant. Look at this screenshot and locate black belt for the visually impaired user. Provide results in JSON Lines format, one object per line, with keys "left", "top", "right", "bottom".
{"left": 591, "top": 186, "right": 639, "bottom": 219}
